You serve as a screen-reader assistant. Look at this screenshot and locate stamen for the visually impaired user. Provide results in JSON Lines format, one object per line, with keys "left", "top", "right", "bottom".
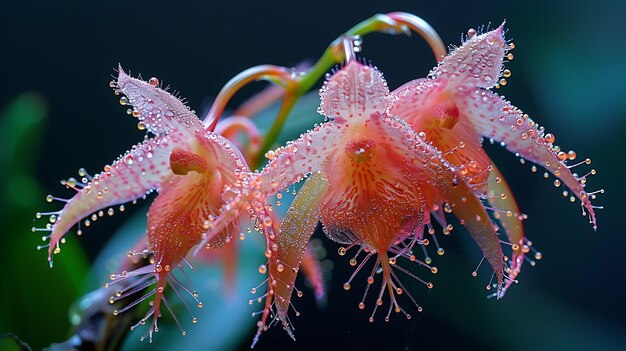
{"left": 162, "top": 296, "right": 187, "bottom": 336}
{"left": 113, "top": 288, "right": 156, "bottom": 315}
{"left": 344, "top": 252, "right": 374, "bottom": 289}
{"left": 566, "top": 158, "right": 591, "bottom": 169}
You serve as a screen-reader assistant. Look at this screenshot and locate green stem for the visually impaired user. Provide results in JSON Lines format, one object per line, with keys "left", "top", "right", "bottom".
{"left": 296, "top": 14, "right": 400, "bottom": 93}
{"left": 254, "top": 90, "right": 299, "bottom": 169}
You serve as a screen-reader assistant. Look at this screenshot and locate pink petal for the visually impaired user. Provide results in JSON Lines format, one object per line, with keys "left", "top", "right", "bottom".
{"left": 457, "top": 89, "right": 597, "bottom": 229}
{"left": 47, "top": 134, "right": 179, "bottom": 262}
{"left": 117, "top": 66, "right": 202, "bottom": 136}
{"left": 319, "top": 61, "right": 392, "bottom": 120}
{"left": 258, "top": 121, "right": 342, "bottom": 195}
{"left": 431, "top": 23, "right": 507, "bottom": 89}
{"left": 378, "top": 116, "right": 505, "bottom": 292}
{"left": 487, "top": 162, "right": 525, "bottom": 295}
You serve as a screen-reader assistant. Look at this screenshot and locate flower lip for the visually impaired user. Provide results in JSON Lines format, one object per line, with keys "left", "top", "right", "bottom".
{"left": 345, "top": 138, "right": 376, "bottom": 163}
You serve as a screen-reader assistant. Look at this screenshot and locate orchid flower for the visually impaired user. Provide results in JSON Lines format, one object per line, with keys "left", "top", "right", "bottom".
{"left": 223, "top": 54, "right": 507, "bottom": 344}
{"left": 390, "top": 23, "right": 601, "bottom": 294}
{"left": 33, "top": 67, "right": 268, "bottom": 341}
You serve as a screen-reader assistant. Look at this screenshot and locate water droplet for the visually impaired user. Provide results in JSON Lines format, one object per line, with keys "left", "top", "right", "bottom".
{"left": 149, "top": 77, "right": 159, "bottom": 86}
{"left": 258, "top": 264, "right": 267, "bottom": 274}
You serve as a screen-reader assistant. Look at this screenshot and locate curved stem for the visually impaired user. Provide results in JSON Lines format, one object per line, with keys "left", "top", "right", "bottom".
{"left": 254, "top": 89, "right": 299, "bottom": 169}
{"left": 386, "top": 12, "right": 447, "bottom": 62}
{"left": 203, "top": 65, "right": 293, "bottom": 131}
{"left": 204, "top": 12, "right": 446, "bottom": 168}
{"left": 295, "top": 12, "right": 446, "bottom": 93}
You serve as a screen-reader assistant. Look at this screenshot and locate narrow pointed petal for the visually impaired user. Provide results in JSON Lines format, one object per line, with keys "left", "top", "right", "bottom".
{"left": 117, "top": 66, "right": 203, "bottom": 136}
{"left": 442, "top": 175, "right": 505, "bottom": 293}
{"left": 487, "top": 162, "right": 525, "bottom": 294}
{"left": 48, "top": 135, "right": 177, "bottom": 261}
{"left": 431, "top": 23, "right": 507, "bottom": 88}
{"left": 271, "top": 172, "right": 329, "bottom": 335}
{"left": 457, "top": 89, "right": 596, "bottom": 228}
{"left": 319, "top": 61, "right": 392, "bottom": 120}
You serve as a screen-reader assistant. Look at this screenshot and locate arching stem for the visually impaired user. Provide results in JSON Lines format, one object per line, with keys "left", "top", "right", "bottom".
{"left": 203, "top": 12, "right": 446, "bottom": 169}
{"left": 204, "top": 65, "right": 293, "bottom": 131}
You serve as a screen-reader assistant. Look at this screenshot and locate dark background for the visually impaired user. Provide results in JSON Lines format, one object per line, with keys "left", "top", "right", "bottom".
{"left": 1, "top": 0, "right": 625, "bottom": 350}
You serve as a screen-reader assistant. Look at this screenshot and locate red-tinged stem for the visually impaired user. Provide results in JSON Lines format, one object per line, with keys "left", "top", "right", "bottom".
{"left": 215, "top": 116, "right": 263, "bottom": 161}
{"left": 204, "top": 65, "right": 294, "bottom": 131}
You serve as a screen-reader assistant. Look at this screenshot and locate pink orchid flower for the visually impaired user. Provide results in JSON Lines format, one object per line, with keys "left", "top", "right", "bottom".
{"left": 231, "top": 59, "right": 506, "bottom": 343}
{"left": 34, "top": 67, "right": 267, "bottom": 341}
{"left": 390, "top": 23, "right": 600, "bottom": 293}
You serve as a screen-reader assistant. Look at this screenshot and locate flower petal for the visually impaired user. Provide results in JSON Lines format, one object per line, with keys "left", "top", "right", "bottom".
{"left": 258, "top": 122, "right": 342, "bottom": 195}
{"left": 378, "top": 116, "right": 505, "bottom": 292}
{"left": 47, "top": 135, "right": 177, "bottom": 262}
{"left": 390, "top": 79, "right": 490, "bottom": 185}
{"left": 457, "top": 88, "right": 597, "bottom": 229}
{"left": 117, "top": 66, "right": 202, "bottom": 136}
{"left": 271, "top": 172, "right": 329, "bottom": 337}
{"left": 319, "top": 61, "right": 392, "bottom": 120}
{"left": 432, "top": 23, "right": 507, "bottom": 88}
{"left": 487, "top": 162, "right": 525, "bottom": 295}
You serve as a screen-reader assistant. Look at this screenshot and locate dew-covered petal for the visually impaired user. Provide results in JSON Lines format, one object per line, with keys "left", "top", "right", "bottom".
{"left": 147, "top": 165, "right": 227, "bottom": 263}
{"left": 377, "top": 116, "right": 504, "bottom": 291}
{"left": 47, "top": 135, "right": 178, "bottom": 262}
{"left": 390, "top": 79, "right": 490, "bottom": 185}
{"left": 257, "top": 122, "right": 342, "bottom": 196}
{"left": 271, "top": 172, "right": 329, "bottom": 336}
{"left": 184, "top": 130, "right": 251, "bottom": 249}
{"left": 117, "top": 66, "right": 202, "bottom": 136}
{"left": 319, "top": 61, "right": 392, "bottom": 120}
{"left": 457, "top": 88, "right": 596, "bottom": 228}
{"left": 487, "top": 162, "right": 525, "bottom": 294}
{"left": 431, "top": 23, "right": 507, "bottom": 89}
{"left": 441, "top": 174, "right": 505, "bottom": 294}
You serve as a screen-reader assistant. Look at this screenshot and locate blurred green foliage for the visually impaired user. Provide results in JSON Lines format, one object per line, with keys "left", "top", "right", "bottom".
{"left": 0, "top": 94, "right": 89, "bottom": 350}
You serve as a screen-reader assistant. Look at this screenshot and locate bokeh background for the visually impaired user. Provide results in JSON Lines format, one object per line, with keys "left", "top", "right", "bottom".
{"left": 1, "top": 0, "right": 624, "bottom": 350}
